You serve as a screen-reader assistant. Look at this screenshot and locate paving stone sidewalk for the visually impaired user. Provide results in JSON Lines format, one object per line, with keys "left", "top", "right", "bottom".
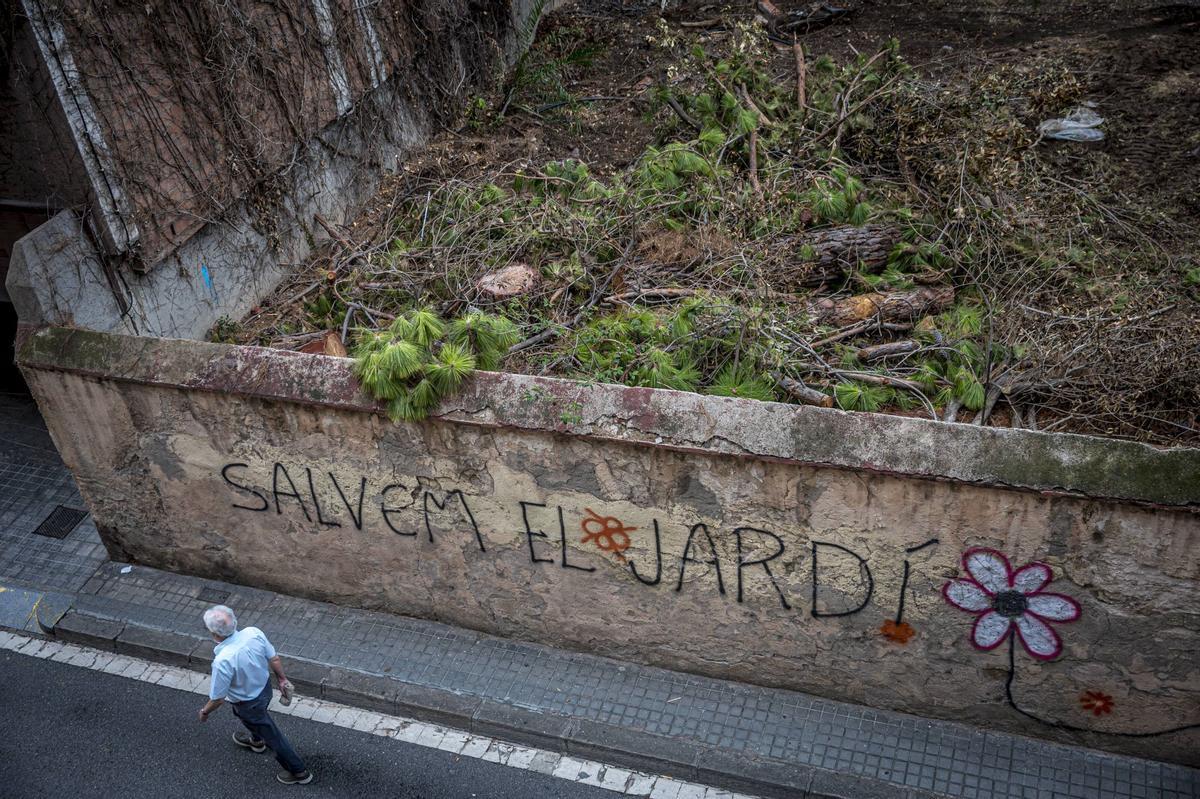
{"left": 2, "top": 396, "right": 1198, "bottom": 799}
{"left": 48, "top": 561, "right": 1200, "bottom": 799}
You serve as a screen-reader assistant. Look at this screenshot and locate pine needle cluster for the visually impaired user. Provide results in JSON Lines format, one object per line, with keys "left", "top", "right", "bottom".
{"left": 353, "top": 309, "right": 519, "bottom": 421}
{"left": 571, "top": 295, "right": 779, "bottom": 401}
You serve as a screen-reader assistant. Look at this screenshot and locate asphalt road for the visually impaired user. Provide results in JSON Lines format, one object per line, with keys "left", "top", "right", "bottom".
{"left": 0, "top": 649, "right": 618, "bottom": 799}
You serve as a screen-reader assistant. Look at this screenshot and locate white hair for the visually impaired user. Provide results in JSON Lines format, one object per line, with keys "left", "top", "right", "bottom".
{"left": 203, "top": 605, "right": 238, "bottom": 638}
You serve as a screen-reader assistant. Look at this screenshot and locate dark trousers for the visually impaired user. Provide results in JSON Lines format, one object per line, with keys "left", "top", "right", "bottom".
{"left": 231, "top": 682, "right": 306, "bottom": 774}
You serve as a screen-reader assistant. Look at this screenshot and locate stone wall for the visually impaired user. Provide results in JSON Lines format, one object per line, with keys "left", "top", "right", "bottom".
{"left": 18, "top": 327, "right": 1200, "bottom": 764}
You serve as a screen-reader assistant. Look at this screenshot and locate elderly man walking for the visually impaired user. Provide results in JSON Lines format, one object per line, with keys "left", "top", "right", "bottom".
{"left": 197, "top": 605, "right": 314, "bottom": 785}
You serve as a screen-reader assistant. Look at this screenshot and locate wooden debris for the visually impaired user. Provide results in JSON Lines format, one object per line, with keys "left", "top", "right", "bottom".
{"left": 791, "top": 224, "right": 900, "bottom": 287}
{"left": 298, "top": 331, "right": 349, "bottom": 357}
{"left": 942, "top": 397, "right": 962, "bottom": 423}
{"left": 665, "top": 95, "right": 701, "bottom": 131}
{"left": 748, "top": 128, "right": 761, "bottom": 195}
{"left": 323, "top": 331, "right": 348, "bottom": 357}
{"left": 857, "top": 340, "right": 920, "bottom": 362}
{"left": 808, "top": 285, "right": 954, "bottom": 327}
{"left": 792, "top": 364, "right": 926, "bottom": 394}
{"left": 774, "top": 373, "right": 833, "bottom": 407}
{"left": 605, "top": 288, "right": 697, "bottom": 304}
{"left": 478, "top": 263, "right": 538, "bottom": 299}
{"left": 831, "top": 370, "right": 925, "bottom": 392}
{"left": 812, "top": 320, "right": 911, "bottom": 348}
{"left": 793, "top": 37, "right": 807, "bottom": 116}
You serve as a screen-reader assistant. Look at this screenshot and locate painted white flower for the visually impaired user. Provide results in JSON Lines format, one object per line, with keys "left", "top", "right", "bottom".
{"left": 942, "top": 547, "right": 1081, "bottom": 660}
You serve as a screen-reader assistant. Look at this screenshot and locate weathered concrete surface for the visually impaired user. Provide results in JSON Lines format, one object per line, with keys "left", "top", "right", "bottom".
{"left": 5, "top": 212, "right": 128, "bottom": 330}
{"left": 18, "top": 328, "right": 1200, "bottom": 764}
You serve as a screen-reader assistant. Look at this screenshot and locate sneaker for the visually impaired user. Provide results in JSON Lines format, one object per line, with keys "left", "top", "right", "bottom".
{"left": 232, "top": 731, "right": 266, "bottom": 753}
{"left": 277, "top": 770, "right": 314, "bottom": 785}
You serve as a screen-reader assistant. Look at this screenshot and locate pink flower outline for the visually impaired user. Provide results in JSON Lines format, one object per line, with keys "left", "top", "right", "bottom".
{"left": 942, "top": 547, "right": 1081, "bottom": 661}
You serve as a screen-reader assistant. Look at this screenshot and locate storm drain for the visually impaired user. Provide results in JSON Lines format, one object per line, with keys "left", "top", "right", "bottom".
{"left": 197, "top": 587, "right": 230, "bottom": 604}
{"left": 31, "top": 506, "right": 89, "bottom": 539}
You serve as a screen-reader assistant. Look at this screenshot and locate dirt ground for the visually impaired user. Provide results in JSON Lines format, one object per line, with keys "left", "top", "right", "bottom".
{"left": 441, "top": 0, "right": 1200, "bottom": 205}
{"left": 225, "top": 0, "right": 1200, "bottom": 445}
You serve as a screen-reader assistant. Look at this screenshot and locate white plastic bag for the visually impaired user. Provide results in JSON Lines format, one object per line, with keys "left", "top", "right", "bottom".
{"left": 1038, "top": 107, "right": 1104, "bottom": 142}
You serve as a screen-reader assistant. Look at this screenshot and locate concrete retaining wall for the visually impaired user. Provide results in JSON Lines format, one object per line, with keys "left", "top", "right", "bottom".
{"left": 18, "top": 327, "right": 1200, "bottom": 764}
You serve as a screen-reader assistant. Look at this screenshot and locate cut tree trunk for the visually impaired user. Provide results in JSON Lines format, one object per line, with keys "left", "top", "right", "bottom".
{"left": 790, "top": 224, "right": 900, "bottom": 287}
{"left": 808, "top": 285, "right": 954, "bottom": 327}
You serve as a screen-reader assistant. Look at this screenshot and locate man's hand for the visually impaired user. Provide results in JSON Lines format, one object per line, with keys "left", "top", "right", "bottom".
{"left": 279, "top": 678, "right": 293, "bottom": 704}
{"left": 198, "top": 697, "right": 223, "bottom": 722}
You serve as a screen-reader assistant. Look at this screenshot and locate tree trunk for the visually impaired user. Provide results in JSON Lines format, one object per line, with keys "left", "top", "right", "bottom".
{"left": 808, "top": 285, "right": 954, "bottom": 327}
{"left": 789, "top": 225, "right": 901, "bottom": 287}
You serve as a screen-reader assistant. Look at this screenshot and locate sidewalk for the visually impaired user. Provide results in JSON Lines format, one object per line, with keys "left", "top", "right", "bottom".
{"left": 1, "top": 395, "right": 1198, "bottom": 799}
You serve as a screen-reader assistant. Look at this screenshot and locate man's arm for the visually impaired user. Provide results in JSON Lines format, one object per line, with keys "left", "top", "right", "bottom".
{"left": 198, "top": 697, "right": 224, "bottom": 722}
{"left": 268, "top": 654, "right": 288, "bottom": 683}
{"left": 268, "top": 654, "right": 294, "bottom": 701}
{"left": 200, "top": 659, "right": 231, "bottom": 721}
{"left": 259, "top": 631, "right": 292, "bottom": 696}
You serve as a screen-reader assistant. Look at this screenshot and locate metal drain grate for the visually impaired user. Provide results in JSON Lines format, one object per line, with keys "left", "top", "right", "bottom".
{"left": 31, "top": 506, "right": 89, "bottom": 540}
{"left": 197, "top": 587, "right": 230, "bottom": 604}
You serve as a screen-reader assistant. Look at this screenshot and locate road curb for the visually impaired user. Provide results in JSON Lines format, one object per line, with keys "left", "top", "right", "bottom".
{"left": 49, "top": 609, "right": 935, "bottom": 799}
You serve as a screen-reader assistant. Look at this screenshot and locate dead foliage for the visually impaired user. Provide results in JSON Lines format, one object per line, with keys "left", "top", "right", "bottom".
{"left": 223, "top": 1, "right": 1200, "bottom": 446}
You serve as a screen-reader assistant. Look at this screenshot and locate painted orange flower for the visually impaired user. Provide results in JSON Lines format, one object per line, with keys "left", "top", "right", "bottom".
{"left": 1079, "top": 691, "right": 1114, "bottom": 716}
{"left": 880, "top": 619, "right": 915, "bottom": 644}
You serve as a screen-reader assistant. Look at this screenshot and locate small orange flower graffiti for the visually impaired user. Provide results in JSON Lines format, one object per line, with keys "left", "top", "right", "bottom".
{"left": 580, "top": 508, "right": 635, "bottom": 561}
{"left": 1079, "top": 691, "right": 1115, "bottom": 716}
{"left": 880, "top": 620, "right": 916, "bottom": 644}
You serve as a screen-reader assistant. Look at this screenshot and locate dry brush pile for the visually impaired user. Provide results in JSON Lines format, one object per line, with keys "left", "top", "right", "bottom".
{"left": 221, "top": 10, "right": 1200, "bottom": 445}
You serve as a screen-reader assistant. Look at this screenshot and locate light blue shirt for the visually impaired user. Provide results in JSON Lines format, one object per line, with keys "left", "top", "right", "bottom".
{"left": 209, "top": 627, "right": 276, "bottom": 702}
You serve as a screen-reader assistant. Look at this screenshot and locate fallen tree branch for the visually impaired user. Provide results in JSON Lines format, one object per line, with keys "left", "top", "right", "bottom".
{"left": 604, "top": 287, "right": 697, "bottom": 304}
{"left": 834, "top": 370, "right": 925, "bottom": 392}
{"left": 738, "top": 84, "right": 772, "bottom": 127}
{"left": 314, "top": 213, "right": 371, "bottom": 273}
{"left": 773, "top": 372, "right": 832, "bottom": 407}
{"left": 975, "top": 384, "right": 1003, "bottom": 426}
{"left": 812, "top": 320, "right": 911, "bottom": 348}
{"left": 812, "top": 64, "right": 906, "bottom": 147}
{"left": 858, "top": 340, "right": 920, "bottom": 361}
{"left": 794, "top": 363, "right": 925, "bottom": 392}
{"left": 748, "top": 128, "right": 761, "bottom": 195}
{"left": 793, "top": 37, "right": 806, "bottom": 116}
{"left": 942, "top": 396, "right": 962, "bottom": 423}
{"left": 665, "top": 95, "right": 701, "bottom": 131}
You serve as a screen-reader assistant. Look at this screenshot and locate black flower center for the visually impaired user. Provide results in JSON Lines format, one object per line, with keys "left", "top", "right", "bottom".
{"left": 992, "top": 590, "right": 1028, "bottom": 618}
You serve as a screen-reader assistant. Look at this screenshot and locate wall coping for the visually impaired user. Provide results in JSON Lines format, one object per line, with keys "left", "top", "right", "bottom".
{"left": 18, "top": 326, "right": 1200, "bottom": 510}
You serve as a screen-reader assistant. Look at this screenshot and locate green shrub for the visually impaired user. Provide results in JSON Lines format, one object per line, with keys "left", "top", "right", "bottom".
{"left": 353, "top": 309, "right": 519, "bottom": 421}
